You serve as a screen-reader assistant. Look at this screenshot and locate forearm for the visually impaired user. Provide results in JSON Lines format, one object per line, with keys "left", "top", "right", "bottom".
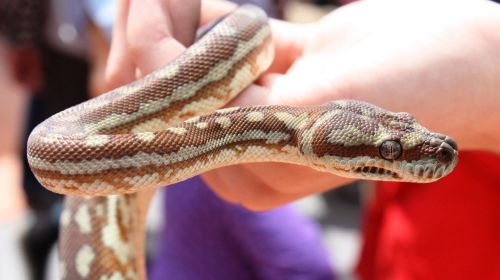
{"left": 408, "top": 0, "right": 500, "bottom": 153}
{"left": 333, "top": 0, "right": 500, "bottom": 153}
{"left": 344, "top": 41, "right": 500, "bottom": 153}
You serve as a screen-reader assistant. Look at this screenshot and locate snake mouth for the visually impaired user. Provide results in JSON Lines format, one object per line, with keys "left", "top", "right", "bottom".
{"left": 348, "top": 154, "right": 457, "bottom": 183}
{"left": 318, "top": 154, "right": 456, "bottom": 183}
{"left": 348, "top": 157, "right": 457, "bottom": 182}
{"left": 353, "top": 166, "right": 401, "bottom": 179}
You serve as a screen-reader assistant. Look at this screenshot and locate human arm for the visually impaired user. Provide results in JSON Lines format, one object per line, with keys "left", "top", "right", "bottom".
{"left": 0, "top": 42, "right": 30, "bottom": 222}
{"left": 206, "top": 0, "right": 500, "bottom": 209}
{"left": 260, "top": 0, "right": 500, "bottom": 153}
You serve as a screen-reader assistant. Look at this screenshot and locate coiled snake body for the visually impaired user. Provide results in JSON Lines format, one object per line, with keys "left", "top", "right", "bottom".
{"left": 27, "top": 5, "right": 458, "bottom": 280}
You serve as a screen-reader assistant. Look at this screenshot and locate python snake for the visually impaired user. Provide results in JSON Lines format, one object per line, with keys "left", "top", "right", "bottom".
{"left": 27, "top": 5, "right": 458, "bottom": 280}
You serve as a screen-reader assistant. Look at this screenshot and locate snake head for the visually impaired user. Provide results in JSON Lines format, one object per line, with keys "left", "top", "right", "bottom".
{"left": 299, "top": 100, "right": 458, "bottom": 183}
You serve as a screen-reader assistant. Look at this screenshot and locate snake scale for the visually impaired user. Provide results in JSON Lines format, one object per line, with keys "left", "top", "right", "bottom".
{"left": 27, "top": 5, "right": 458, "bottom": 280}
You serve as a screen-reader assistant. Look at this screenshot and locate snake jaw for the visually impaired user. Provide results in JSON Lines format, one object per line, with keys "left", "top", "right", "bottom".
{"left": 350, "top": 135, "right": 458, "bottom": 182}
{"left": 309, "top": 138, "right": 458, "bottom": 182}
{"left": 350, "top": 157, "right": 458, "bottom": 183}
{"left": 347, "top": 144, "right": 458, "bottom": 182}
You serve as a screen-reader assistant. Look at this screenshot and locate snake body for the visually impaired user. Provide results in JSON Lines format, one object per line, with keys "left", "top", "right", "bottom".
{"left": 27, "top": 5, "right": 458, "bottom": 279}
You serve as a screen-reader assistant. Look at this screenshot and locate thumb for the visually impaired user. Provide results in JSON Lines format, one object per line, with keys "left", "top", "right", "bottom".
{"left": 229, "top": 70, "right": 330, "bottom": 108}
{"left": 127, "top": 0, "right": 200, "bottom": 75}
{"left": 225, "top": 74, "right": 314, "bottom": 107}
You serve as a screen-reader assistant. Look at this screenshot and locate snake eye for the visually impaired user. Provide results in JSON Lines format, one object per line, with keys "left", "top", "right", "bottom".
{"left": 379, "top": 140, "right": 402, "bottom": 160}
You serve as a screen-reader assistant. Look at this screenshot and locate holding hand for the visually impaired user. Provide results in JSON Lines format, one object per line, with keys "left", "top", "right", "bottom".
{"left": 105, "top": 0, "right": 500, "bottom": 210}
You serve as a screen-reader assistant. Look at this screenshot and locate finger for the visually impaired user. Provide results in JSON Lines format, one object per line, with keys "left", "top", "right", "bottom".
{"left": 127, "top": 0, "right": 196, "bottom": 75}
{"left": 226, "top": 84, "right": 271, "bottom": 107}
{"left": 167, "top": 0, "right": 201, "bottom": 46}
{"left": 227, "top": 70, "right": 325, "bottom": 108}
{"left": 105, "top": 0, "right": 136, "bottom": 89}
{"left": 127, "top": 0, "right": 183, "bottom": 74}
{"left": 241, "top": 163, "right": 353, "bottom": 194}
{"left": 264, "top": 20, "right": 308, "bottom": 74}
{"left": 260, "top": 71, "right": 330, "bottom": 106}
{"left": 202, "top": 167, "right": 315, "bottom": 211}
{"left": 202, "top": 166, "right": 275, "bottom": 209}
{"left": 229, "top": 71, "right": 325, "bottom": 108}
{"left": 255, "top": 54, "right": 337, "bottom": 107}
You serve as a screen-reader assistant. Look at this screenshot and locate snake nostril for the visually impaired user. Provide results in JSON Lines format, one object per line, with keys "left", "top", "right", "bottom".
{"left": 436, "top": 144, "right": 455, "bottom": 164}
{"left": 445, "top": 137, "right": 458, "bottom": 151}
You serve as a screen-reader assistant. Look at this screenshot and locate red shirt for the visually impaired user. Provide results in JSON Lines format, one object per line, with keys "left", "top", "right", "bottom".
{"left": 357, "top": 151, "right": 500, "bottom": 280}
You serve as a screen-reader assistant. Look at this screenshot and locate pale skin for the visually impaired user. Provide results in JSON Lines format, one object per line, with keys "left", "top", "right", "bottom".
{"left": 0, "top": 41, "right": 36, "bottom": 222}
{"left": 106, "top": 0, "right": 500, "bottom": 210}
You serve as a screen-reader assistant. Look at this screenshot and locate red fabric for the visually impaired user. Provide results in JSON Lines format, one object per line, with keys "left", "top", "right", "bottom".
{"left": 357, "top": 151, "right": 500, "bottom": 280}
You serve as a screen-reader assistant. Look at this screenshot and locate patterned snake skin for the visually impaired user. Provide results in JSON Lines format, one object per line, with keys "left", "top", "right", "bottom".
{"left": 26, "top": 5, "right": 458, "bottom": 280}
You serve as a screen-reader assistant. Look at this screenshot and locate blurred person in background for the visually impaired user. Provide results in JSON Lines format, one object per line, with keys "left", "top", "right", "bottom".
{"left": 0, "top": 1, "right": 49, "bottom": 279}
{"left": 0, "top": 0, "right": 114, "bottom": 279}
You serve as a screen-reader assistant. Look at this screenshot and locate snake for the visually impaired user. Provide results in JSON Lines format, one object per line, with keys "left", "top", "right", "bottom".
{"left": 26, "top": 5, "right": 458, "bottom": 280}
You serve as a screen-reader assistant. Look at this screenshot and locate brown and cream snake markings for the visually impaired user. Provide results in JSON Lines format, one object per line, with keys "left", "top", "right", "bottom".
{"left": 27, "top": 5, "right": 458, "bottom": 280}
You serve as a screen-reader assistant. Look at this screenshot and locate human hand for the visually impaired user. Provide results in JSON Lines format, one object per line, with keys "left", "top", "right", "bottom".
{"left": 105, "top": 0, "right": 201, "bottom": 90}
{"left": 106, "top": 0, "right": 500, "bottom": 210}
{"left": 206, "top": 0, "right": 500, "bottom": 209}
{"left": 104, "top": 0, "right": 354, "bottom": 210}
